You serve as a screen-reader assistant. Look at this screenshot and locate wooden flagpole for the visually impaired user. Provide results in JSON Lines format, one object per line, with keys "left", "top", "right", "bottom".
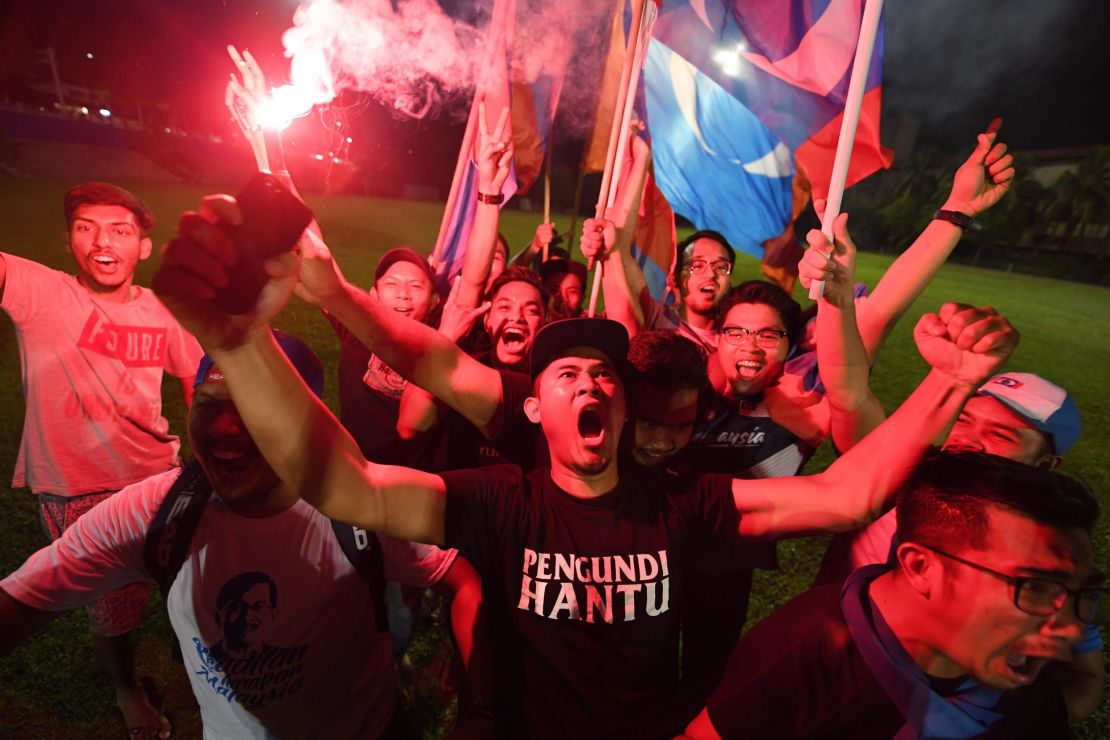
{"left": 808, "top": 0, "right": 885, "bottom": 299}
{"left": 587, "top": 0, "right": 651, "bottom": 317}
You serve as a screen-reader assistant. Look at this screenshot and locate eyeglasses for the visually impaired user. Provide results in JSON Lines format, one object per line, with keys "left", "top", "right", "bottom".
{"left": 683, "top": 258, "right": 732, "bottom": 276}
{"left": 720, "top": 326, "right": 788, "bottom": 349}
{"left": 921, "top": 544, "right": 1110, "bottom": 625}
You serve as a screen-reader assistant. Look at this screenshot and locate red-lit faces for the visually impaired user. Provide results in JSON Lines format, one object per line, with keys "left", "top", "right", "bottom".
{"left": 717, "top": 302, "right": 789, "bottom": 397}
{"left": 543, "top": 271, "right": 584, "bottom": 321}
{"left": 678, "top": 238, "right": 731, "bottom": 317}
{"left": 66, "top": 204, "right": 152, "bottom": 298}
{"left": 944, "top": 396, "right": 1055, "bottom": 466}
{"left": 925, "top": 507, "right": 1093, "bottom": 691}
{"left": 527, "top": 347, "right": 625, "bottom": 477}
{"left": 370, "top": 261, "right": 437, "bottom": 322}
{"left": 483, "top": 280, "right": 544, "bottom": 369}
{"left": 188, "top": 382, "right": 281, "bottom": 511}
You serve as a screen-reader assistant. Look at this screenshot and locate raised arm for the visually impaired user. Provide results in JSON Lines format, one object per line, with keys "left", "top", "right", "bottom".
{"left": 510, "top": 221, "right": 556, "bottom": 268}
{"left": 456, "top": 102, "right": 513, "bottom": 309}
{"left": 153, "top": 197, "right": 449, "bottom": 543}
{"left": 225, "top": 45, "right": 321, "bottom": 238}
{"left": 735, "top": 303, "right": 1018, "bottom": 539}
{"left": 396, "top": 276, "right": 491, "bottom": 440}
{"left": 799, "top": 213, "right": 886, "bottom": 451}
{"left": 579, "top": 128, "right": 653, "bottom": 334}
{"left": 296, "top": 226, "right": 509, "bottom": 435}
{"left": 856, "top": 125, "right": 1014, "bottom": 358}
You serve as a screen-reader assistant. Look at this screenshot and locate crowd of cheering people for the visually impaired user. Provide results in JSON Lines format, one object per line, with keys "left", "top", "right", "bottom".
{"left": 0, "top": 51, "right": 1104, "bottom": 740}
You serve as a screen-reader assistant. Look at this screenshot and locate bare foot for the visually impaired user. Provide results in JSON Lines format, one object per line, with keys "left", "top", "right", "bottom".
{"left": 117, "top": 685, "right": 171, "bottom": 739}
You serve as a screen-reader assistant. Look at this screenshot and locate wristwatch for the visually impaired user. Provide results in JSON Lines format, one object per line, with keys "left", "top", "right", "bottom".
{"left": 932, "top": 209, "right": 981, "bottom": 232}
{"left": 477, "top": 191, "right": 505, "bottom": 205}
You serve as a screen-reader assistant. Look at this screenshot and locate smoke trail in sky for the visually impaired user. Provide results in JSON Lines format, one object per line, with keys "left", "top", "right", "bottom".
{"left": 281, "top": 0, "right": 608, "bottom": 125}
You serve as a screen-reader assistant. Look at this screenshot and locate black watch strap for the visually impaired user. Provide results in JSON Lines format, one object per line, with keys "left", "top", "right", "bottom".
{"left": 933, "top": 209, "right": 981, "bottom": 232}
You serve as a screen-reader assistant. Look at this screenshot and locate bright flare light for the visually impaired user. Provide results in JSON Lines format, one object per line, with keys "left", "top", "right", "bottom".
{"left": 98, "top": 108, "right": 111, "bottom": 117}
{"left": 255, "top": 84, "right": 316, "bottom": 131}
{"left": 713, "top": 42, "right": 750, "bottom": 78}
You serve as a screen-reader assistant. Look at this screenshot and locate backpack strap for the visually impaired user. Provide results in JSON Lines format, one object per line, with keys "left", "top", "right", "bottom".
{"left": 143, "top": 458, "right": 212, "bottom": 599}
{"left": 330, "top": 521, "right": 390, "bottom": 633}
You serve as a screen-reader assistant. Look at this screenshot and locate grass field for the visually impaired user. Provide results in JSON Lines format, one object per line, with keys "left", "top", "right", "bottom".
{"left": 1, "top": 175, "right": 1108, "bottom": 737}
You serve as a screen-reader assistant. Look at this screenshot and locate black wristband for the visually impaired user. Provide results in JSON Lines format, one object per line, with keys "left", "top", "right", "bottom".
{"left": 477, "top": 191, "right": 504, "bottom": 205}
{"left": 933, "top": 209, "right": 981, "bottom": 232}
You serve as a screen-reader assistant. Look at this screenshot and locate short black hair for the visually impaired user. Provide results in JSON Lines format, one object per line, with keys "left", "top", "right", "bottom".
{"left": 485, "top": 265, "right": 546, "bottom": 309}
{"left": 673, "top": 230, "right": 736, "bottom": 286}
{"left": 216, "top": 571, "right": 278, "bottom": 613}
{"left": 897, "top": 451, "right": 1099, "bottom": 552}
{"left": 627, "top": 330, "right": 707, "bottom": 391}
{"left": 626, "top": 330, "right": 712, "bottom": 420}
{"left": 715, "top": 280, "right": 802, "bottom": 345}
{"left": 64, "top": 182, "right": 155, "bottom": 234}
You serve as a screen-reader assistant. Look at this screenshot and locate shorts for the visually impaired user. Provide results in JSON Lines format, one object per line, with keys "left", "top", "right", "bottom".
{"left": 38, "top": 491, "right": 152, "bottom": 638}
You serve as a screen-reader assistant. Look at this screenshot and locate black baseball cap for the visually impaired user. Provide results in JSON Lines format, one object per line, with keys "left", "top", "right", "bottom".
{"left": 374, "top": 247, "right": 436, "bottom": 285}
{"left": 529, "top": 318, "right": 629, "bottom": 380}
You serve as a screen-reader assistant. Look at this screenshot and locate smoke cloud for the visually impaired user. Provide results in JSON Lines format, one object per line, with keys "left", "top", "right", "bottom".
{"left": 281, "top": 0, "right": 610, "bottom": 128}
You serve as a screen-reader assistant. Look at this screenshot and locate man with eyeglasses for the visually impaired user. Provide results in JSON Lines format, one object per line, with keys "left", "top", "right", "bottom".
{"left": 815, "top": 371, "right": 1104, "bottom": 721}
{"left": 684, "top": 451, "right": 1102, "bottom": 739}
{"left": 645, "top": 231, "right": 736, "bottom": 352}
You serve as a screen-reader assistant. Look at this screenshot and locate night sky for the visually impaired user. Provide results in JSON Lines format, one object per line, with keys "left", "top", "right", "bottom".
{"left": 0, "top": 0, "right": 1106, "bottom": 155}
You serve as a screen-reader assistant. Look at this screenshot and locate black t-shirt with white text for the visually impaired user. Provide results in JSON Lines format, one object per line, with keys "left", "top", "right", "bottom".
{"left": 441, "top": 464, "right": 740, "bottom": 738}
{"left": 429, "top": 367, "right": 548, "bottom": 472}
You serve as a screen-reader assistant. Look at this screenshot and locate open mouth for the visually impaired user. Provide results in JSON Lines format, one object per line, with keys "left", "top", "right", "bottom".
{"left": 501, "top": 325, "right": 528, "bottom": 349}
{"left": 392, "top": 306, "right": 413, "bottom": 315}
{"left": 734, "top": 359, "right": 765, "bottom": 380}
{"left": 1002, "top": 653, "right": 1048, "bottom": 685}
{"left": 635, "top": 447, "right": 671, "bottom": 463}
{"left": 208, "top": 446, "right": 258, "bottom": 475}
{"left": 577, "top": 407, "right": 605, "bottom": 444}
{"left": 698, "top": 283, "right": 718, "bottom": 296}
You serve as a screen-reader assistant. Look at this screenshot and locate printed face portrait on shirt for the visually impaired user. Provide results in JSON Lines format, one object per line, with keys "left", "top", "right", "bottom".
{"left": 65, "top": 204, "right": 153, "bottom": 295}
{"left": 717, "top": 302, "right": 790, "bottom": 397}
{"left": 678, "top": 237, "right": 731, "bottom": 317}
{"left": 188, "top": 381, "right": 282, "bottom": 512}
{"left": 370, "top": 260, "right": 437, "bottom": 323}
{"left": 914, "top": 506, "right": 1093, "bottom": 691}
{"left": 483, "top": 279, "right": 544, "bottom": 370}
{"left": 215, "top": 572, "right": 278, "bottom": 657}
{"left": 525, "top": 346, "right": 626, "bottom": 477}
{"left": 944, "top": 396, "right": 1058, "bottom": 469}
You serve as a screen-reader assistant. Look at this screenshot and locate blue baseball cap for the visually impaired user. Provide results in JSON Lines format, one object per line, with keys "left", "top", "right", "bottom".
{"left": 978, "top": 373, "right": 1081, "bottom": 454}
{"left": 194, "top": 329, "right": 324, "bottom": 399}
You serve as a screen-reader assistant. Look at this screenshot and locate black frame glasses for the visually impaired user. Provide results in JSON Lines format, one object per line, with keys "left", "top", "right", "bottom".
{"left": 921, "top": 544, "right": 1109, "bottom": 625}
{"left": 720, "top": 326, "right": 788, "bottom": 349}
{"left": 683, "top": 258, "right": 732, "bottom": 276}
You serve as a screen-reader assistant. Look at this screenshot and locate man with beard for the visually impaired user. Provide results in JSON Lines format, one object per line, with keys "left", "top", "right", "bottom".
{"left": 393, "top": 264, "right": 549, "bottom": 471}
{"left": 684, "top": 452, "right": 1103, "bottom": 739}
{"left": 0, "top": 332, "right": 479, "bottom": 738}
{"left": 150, "top": 192, "right": 1020, "bottom": 737}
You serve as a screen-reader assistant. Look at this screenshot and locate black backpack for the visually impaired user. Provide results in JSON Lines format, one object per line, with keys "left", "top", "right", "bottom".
{"left": 142, "top": 459, "right": 389, "bottom": 659}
